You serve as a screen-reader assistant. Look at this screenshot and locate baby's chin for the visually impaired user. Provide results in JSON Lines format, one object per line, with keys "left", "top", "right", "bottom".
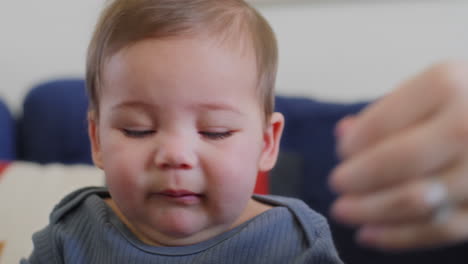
{"left": 142, "top": 210, "right": 234, "bottom": 246}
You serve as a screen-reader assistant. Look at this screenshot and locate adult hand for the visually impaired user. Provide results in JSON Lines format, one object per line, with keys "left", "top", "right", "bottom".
{"left": 329, "top": 61, "right": 468, "bottom": 250}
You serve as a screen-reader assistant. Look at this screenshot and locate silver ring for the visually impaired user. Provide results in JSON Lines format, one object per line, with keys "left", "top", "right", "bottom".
{"left": 424, "top": 180, "right": 453, "bottom": 224}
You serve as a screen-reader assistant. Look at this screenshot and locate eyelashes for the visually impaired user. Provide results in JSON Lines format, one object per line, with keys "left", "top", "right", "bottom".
{"left": 121, "top": 129, "right": 155, "bottom": 138}
{"left": 121, "top": 129, "right": 234, "bottom": 140}
{"left": 199, "top": 131, "right": 233, "bottom": 140}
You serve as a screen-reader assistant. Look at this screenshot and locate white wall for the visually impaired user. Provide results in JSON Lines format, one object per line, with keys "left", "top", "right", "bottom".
{"left": 0, "top": 1, "right": 103, "bottom": 113}
{"left": 258, "top": 1, "right": 468, "bottom": 101}
{"left": 1, "top": 1, "right": 467, "bottom": 113}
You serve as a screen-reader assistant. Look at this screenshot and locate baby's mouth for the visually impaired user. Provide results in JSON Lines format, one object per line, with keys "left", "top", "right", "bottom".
{"left": 154, "top": 189, "right": 203, "bottom": 205}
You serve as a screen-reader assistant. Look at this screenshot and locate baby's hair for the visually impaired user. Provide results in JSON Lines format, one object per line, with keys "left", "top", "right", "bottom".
{"left": 86, "top": 0, "right": 278, "bottom": 121}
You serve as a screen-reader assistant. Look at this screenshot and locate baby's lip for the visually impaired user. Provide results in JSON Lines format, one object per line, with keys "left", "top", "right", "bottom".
{"left": 154, "top": 189, "right": 203, "bottom": 205}
{"left": 157, "top": 189, "right": 202, "bottom": 197}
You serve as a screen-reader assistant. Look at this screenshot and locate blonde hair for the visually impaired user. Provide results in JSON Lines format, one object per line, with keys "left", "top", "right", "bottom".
{"left": 86, "top": 0, "right": 278, "bottom": 119}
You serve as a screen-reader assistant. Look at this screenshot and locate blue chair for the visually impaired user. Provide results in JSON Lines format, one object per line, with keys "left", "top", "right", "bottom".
{"left": 0, "top": 98, "right": 15, "bottom": 160}
{"left": 18, "top": 79, "right": 92, "bottom": 164}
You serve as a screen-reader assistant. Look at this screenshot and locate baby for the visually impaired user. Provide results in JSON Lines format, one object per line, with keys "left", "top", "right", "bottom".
{"left": 23, "top": 0, "right": 342, "bottom": 263}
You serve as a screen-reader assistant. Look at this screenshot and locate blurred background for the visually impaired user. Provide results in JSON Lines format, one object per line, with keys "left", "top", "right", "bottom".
{"left": 1, "top": 2, "right": 468, "bottom": 263}
{"left": 1, "top": 0, "right": 468, "bottom": 113}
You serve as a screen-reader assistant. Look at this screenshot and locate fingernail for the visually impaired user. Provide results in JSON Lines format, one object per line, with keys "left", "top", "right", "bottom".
{"left": 335, "top": 116, "right": 355, "bottom": 158}
{"left": 330, "top": 198, "right": 353, "bottom": 222}
{"left": 357, "top": 226, "right": 381, "bottom": 245}
{"left": 335, "top": 115, "right": 355, "bottom": 138}
{"left": 329, "top": 166, "right": 346, "bottom": 193}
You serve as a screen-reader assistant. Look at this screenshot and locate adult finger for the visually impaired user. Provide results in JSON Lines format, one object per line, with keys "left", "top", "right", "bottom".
{"left": 356, "top": 207, "right": 468, "bottom": 250}
{"left": 331, "top": 179, "right": 436, "bottom": 225}
{"left": 331, "top": 155, "right": 468, "bottom": 225}
{"left": 338, "top": 61, "right": 468, "bottom": 159}
{"left": 330, "top": 106, "right": 466, "bottom": 194}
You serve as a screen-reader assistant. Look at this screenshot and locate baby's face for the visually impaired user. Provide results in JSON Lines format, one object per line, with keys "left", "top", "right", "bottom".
{"left": 89, "top": 36, "right": 280, "bottom": 245}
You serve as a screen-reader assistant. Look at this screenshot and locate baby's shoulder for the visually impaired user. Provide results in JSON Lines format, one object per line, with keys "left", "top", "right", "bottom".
{"left": 247, "top": 195, "right": 343, "bottom": 263}
{"left": 24, "top": 187, "right": 111, "bottom": 263}
{"left": 253, "top": 195, "right": 333, "bottom": 244}
{"left": 49, "top": 186, "right": 110, "bottom": 224}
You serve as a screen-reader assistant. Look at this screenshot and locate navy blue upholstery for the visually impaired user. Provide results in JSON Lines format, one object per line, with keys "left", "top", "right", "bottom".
{"left": 18, "top": 79, "right": 92, "bottom": 164}
{"left": 275, "top": 97, "right": 368, "bottom": 214}
{"left": 16, "top": 79, "right": 468, "bottom": 263}
{"left": 0, "top": 98, "right": 15, "bottom": 160}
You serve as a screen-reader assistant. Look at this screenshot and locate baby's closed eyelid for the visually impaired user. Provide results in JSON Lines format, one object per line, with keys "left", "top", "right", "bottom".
{"left": 121, "top": 128, "right": 156, "bottom": 138}
{"left": 199, "top": 130, "right": 235, "bottom": 140}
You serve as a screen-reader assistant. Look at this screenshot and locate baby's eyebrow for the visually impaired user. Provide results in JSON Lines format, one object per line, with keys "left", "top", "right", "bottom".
{"left": 111, "top": 101, "right": 157, "bottom": 111}
{"left": 110, "top": 101, "right": 243, "bottom": 116}
{"left": 196, "top": 103, "right": 243, "bottom": 115}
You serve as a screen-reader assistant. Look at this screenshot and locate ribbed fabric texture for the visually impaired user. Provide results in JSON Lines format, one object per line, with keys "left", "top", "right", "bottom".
{"left": 22, "top": 187, "right": 343, "bottom": 264}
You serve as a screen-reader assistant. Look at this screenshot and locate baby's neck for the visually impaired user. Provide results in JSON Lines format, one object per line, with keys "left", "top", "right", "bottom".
{"left": 230, "top": 198, "right": 272, "bottom": 228}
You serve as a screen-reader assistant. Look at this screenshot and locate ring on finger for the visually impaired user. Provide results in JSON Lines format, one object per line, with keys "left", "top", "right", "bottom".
{"left": 424, "top": 179, "right": 453, "bottom": 224}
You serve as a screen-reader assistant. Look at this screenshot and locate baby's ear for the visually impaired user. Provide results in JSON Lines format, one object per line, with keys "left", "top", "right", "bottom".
{"left": 88, "top": 111, "right": 104, "bottom": 169}
{"left": 258, "top": 112, "right": 284, "bottom": 172}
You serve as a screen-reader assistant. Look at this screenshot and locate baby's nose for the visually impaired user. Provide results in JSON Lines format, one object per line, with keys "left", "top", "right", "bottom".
{"left": 153, "top": 135, "right": 197, "bottom": 170}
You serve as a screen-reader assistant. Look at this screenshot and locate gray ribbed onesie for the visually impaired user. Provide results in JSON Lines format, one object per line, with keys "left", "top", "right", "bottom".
{"left": 22, "top": 187, "right": 343, "bottom": 264}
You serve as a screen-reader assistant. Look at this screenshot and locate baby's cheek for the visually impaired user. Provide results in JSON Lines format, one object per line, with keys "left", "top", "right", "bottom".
{"left": 107, "top": 165, "right": 145, "bottom": 194}
{"left": 106, "top": 171, "right": 146, "bottom": 221}
{"left": 205, "top": 156, "right": 258, "bottom": 219}
{"left": 105, "top": 155, "right": 147, "bottom": 203}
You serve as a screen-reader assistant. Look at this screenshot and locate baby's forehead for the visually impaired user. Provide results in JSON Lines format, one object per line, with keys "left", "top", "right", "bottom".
{"left": 104, "top": 36, "right": 257, "bottom": 85}
{"left": 101, "top": 46, "right": 260, "bottom": 112}
{"left": 115, "top": 32, "right": 257, "bottom": 62}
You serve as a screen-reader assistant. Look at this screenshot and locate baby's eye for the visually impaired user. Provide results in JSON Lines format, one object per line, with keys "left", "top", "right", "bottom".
{"left": 121, "top": 129, "right": 155, "bottom": 138}
{"left": 199, "top": 131, "right": 233, "bottom": 140}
